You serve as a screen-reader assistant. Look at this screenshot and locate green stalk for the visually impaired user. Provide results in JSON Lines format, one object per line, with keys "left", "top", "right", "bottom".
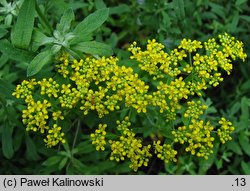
{"left": 189, "top": 52, "right": 193, "bottom": 83}
{"left": 66, "top": 118, "right": 81, "bottom": 173}
{"left": 72, "top": 119, "right": 81, "bottom": 151}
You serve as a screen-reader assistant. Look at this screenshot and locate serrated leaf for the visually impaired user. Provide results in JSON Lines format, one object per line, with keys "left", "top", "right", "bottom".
{"left": 27, "top": 50, "right": 52, "bottom": 77}
{"left": 73, "top": 8, "right": 109, "bottom": 36}
{"left": 73, "top": 41, "right": 113, "bottom": 56}
{"left": 2, "top": 122, "right": 14, "bottom": 159}
{"left": 11, "top": 0, "right": 36, "bottom": 49}
{"left": 57, "top": 8, "right": 75, "bottom": 34}
{"left": 0, "top": 39, "right": 34, "bottom": 62}
{"left": 43, "top": 155, "right": 63, "bottom": 166}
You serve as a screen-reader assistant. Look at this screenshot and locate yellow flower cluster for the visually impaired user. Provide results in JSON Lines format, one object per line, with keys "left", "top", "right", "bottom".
{"left": 217, "top": 117, "right": 235, "bottom": 144}
{"left": 184, "top": 100, "right": 208, "bottom": 119}
{"left": 90, "top": 124, "right": 107, "bottom": 151}
{"left": 12, "top": 78, "right": 66, "bottom": 147}
{"left": 178, "top": 38, "right": 203, "bottom": 53}
{"left": 38, "top": 78, "right": 59, "bottom": 98}
{"left": 22, "top": 99, "right": 51, "bottom": 133}
{"left": 109, "top": 117, "right": 152, "bottom": 171}
{"left": 12, "top": 79, "right": 36, "bottom": 101}
{"left": 13, "top": 33, "right": 246, "bottom": 171}
{"left": 44, "top": 124, "right": 65, "bottom": 148}
{"left": 172, "top": 119, "right": 215, "bottom": 159}
{"left": 153, "top": 140, "right": 177, "bottom": 163}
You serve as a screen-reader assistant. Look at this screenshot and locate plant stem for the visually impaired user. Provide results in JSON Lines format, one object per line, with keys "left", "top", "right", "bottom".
{"left": 66, "top": 118, "right": 81, "bottom": 173}
{"left": 72, "top": 119, "right": 81, "bottom": 151}
{"left": 189, "top": 52, "right": 194, "bottom": 83}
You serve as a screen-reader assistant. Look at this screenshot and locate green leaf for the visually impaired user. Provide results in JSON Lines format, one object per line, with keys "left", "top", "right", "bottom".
{"left": 209, "top": 2, "right": 225, "bottom": 19}
{"left": 11, "top": 0, "right": 36, "bottom": 49}
{"left": 229, "top": 12, "right": 239, "bottom": 32}
{"left": 73, "top": 8, "right": 109, "bottom": 36}
{"left": 71, "top": 158, "right": 88, "bottom": 173}
{"left": 240, "top": 15, "right": 250, "bottom": 23}
{"left": 239, "top": 132, "right": 250, "bottom": 157}
{"left": 215, "top": 159, "right": 223, "bottom": 170}
{"left": 59, "top": 157, "right": 68, "bottom": 170}
{"left": 241, "top": 161, "right": 250, "bottom": 174}
{"left": 173, "top": 0, "right": 185, "bottom": 19}
{"left": 27, "top": 50, "right": 52, "bottom": 77}
{"left": 0, "top": 39, "right": 34, "bottom": 62}
{"left": 25, "top": 134, "right": 40, "bottom": 161}
{"left": 43, "top": 155, "right": 63, "bottom": 166}
{"left": 57, "top": 8, "right": 75, "bottom": 34}
{"left": 239, "top": 97, "right": 249, "bottom": 130}
{"left": 69, "top": 35, "right": 93, "bottom": 46}
{"left": 236, "top": 0, "right": 247, "bottom": 6}
{"left": 110, "top": 4, "right": 130, "bottom": 15}
{"left": 72, "top": 141, "right": 95, "bottom": 155}
{"left": 95, "top": 0, "right": 107, "bottom": 9}
{"left": 241, "top": 79, "right": 250, "bottom": 92}
{"left": 226, "top": 141, "right": 242, "bottom": 155}
{"left": 0, "top": 26, "right": 8, "bottom": 38}
{"left": 2, "top": 122, "right": 14, "bottom": 159}
{"left": 72, "top": 41, "right": 113, "bottom": 56}
{"left": 120, "top": 108, "right": 129, "bottom": 120}
{"left": 0, "top": 79, "right": 15, "bottom": 98}
{"left": 32, "top": 30, "right": 54, "bottom": 47}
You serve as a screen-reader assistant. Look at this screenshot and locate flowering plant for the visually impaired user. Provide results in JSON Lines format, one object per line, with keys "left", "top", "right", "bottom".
{"left": 13, "top": 33, "right": 246, "bottom": 171}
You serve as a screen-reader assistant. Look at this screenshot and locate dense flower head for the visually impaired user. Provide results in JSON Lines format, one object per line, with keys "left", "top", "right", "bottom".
{"left": 178, "top": 38, "right": 203, "bottom": 53}
{"left": 217, "top": 117, "right": 235, "bottom": 144}
{"left": 153, "top": 140, "right": 177, "bottom": 163}
{"left": 38, "top": 78, "right": 60, "bottom": 98}
{"left": 172, "top": 119, "right": 215, "bottom": 159}
{"left": 13, "top": 33, "right": 246, "bottom": 171}
{"left": 44, "top": 124, "right": 66, "bottom": 148}
{"left": 184, "top": 100, "right": 208, "bottom": 119}
{"left": 22, "top": 98, "right": 51, "bottom": 133}
{"left": 109, "top": 117, "right": 152, "bottom": 171}
{"left": 90, "top": 124, "right": 107, "bottom": 151}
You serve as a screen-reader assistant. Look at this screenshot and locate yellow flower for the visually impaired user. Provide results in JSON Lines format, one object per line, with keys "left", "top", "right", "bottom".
{"left": 217, "top": 117, "right": 235, "bottom": 144}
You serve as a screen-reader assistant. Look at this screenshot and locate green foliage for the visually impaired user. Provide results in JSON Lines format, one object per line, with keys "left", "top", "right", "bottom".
{"left": 11, "top": 0, "right": 35, "bottom": 49}
{"left": 0, "top": 0, "right": 250, "bottom": 175}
